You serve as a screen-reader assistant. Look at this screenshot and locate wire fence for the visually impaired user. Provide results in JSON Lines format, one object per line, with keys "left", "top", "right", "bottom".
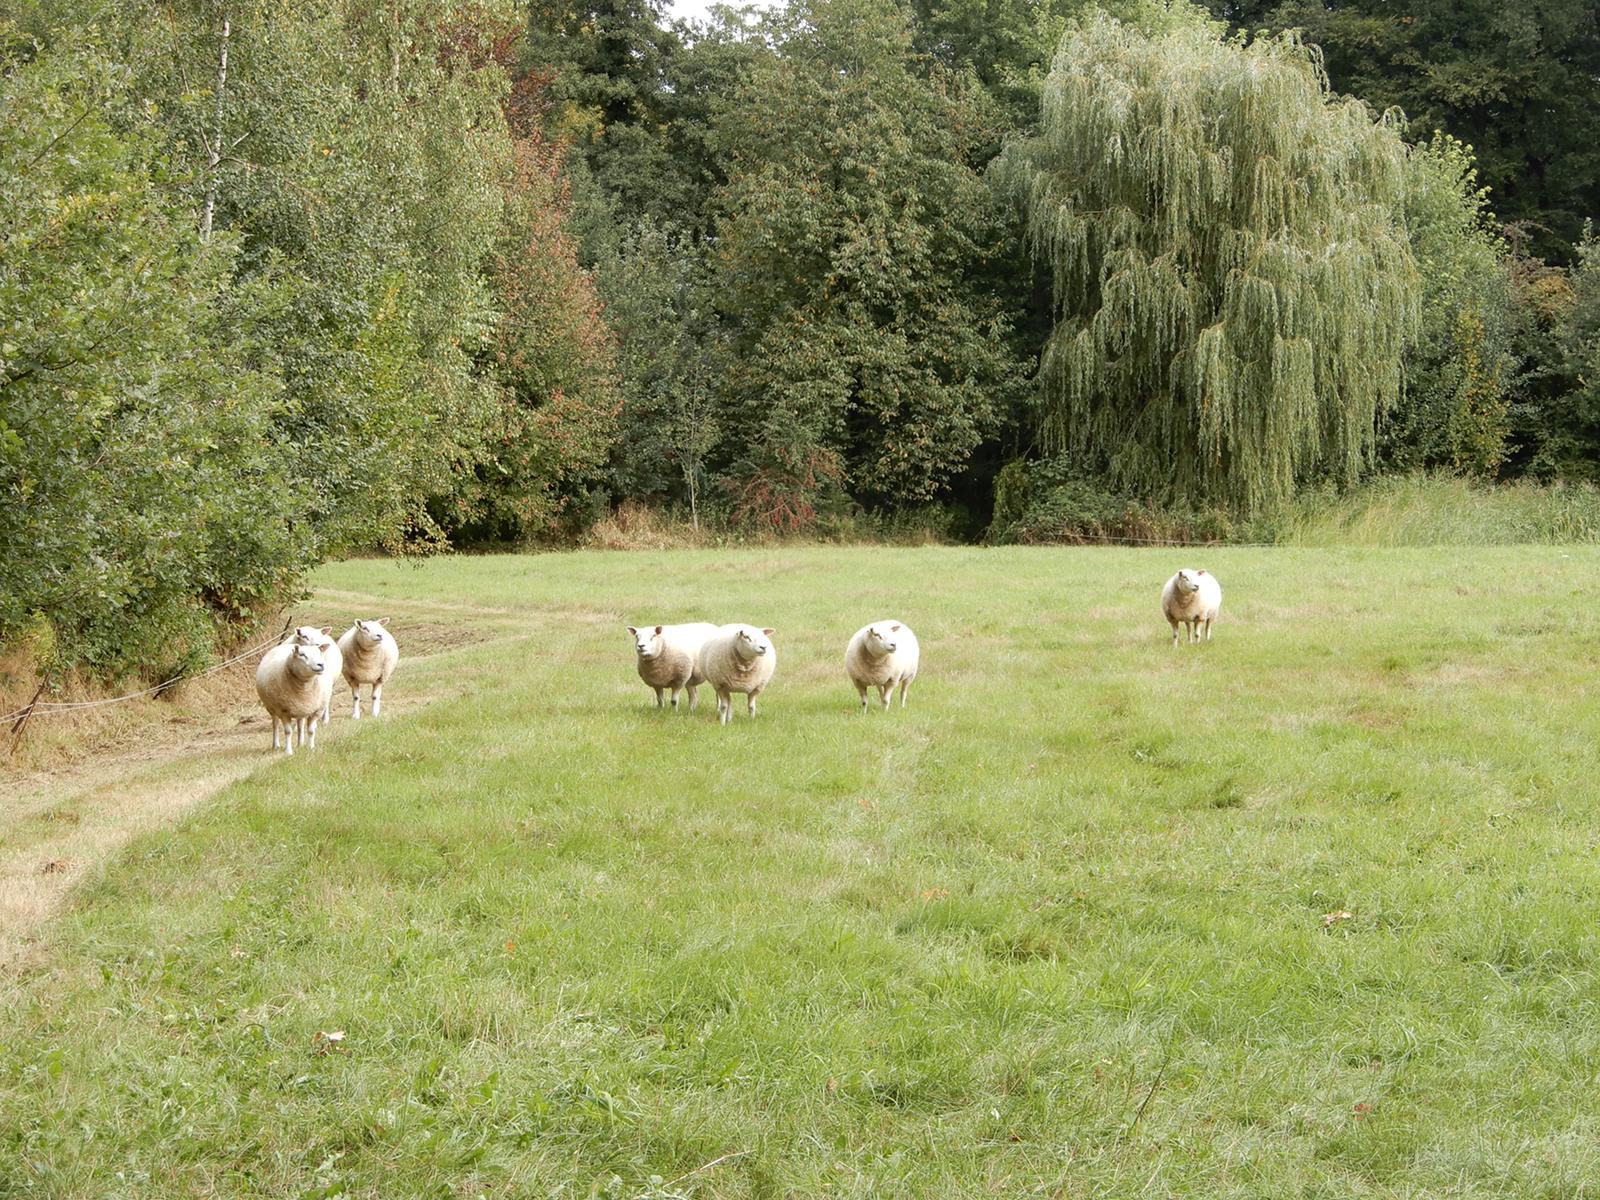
{"left": 1, "top": 629, "right": 289, "bottom": 729}
{"left": 1013, "top": 529, "right": 1284, "bottom": 548}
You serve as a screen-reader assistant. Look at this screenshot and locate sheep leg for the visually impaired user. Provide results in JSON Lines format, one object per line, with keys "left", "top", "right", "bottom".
{"left": 879, "top": 683, "right": 893, "bottom": 710}
{"left": 747, "top": 687, "right": 761, "bottom": 718}
{"left": 1204, "top": 618, "right": 1214, "bottom": 642}
{"left": 351, "top": 686, "right": 363, "bottom": 720}
{"left": 284, "top": 719, "right": 296, "bottom": 756}
{"left": 669, "top": 687, "right": 681, "bottom": 710}
{"left": 899, "top": 678, "right": 910, "bottom": 708}
{"left": 653, "top": 686, "right": 664, "bottom": 708}
{"left": 306, "top": 716, "right": 318, "bottom": 751}
{"left": 856, "top": 684, "right": 870, "bottom": 713}
{"left": 270, "top": 717, "right": 281, "bottom": 751}
{"left": 685, "top": 684, "right": 698, "bottom": 712}
{"left": 371, "top": 683, "right": 383, "bottom": 717}
{"left": 1169, "top": 619, "right": 1180, "bottom": 647}
{"left": 716, "top": 688, "right": 731, "bottom": 725}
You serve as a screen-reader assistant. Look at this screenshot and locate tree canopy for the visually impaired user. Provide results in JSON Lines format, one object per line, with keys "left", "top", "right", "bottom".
{"left": 1206, "top": 0, "right": 1600, "bottom": 264}
{"left": 707, "top": 0, "right": 1026, "bottom": 520}
{"left": 1005, "top": 12, "right": 1419, "bottom": 511}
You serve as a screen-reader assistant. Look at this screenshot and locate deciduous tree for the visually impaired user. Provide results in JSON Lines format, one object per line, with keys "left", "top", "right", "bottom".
{"left": 1004, "top": 11, "right": 1418, "bottom": 511}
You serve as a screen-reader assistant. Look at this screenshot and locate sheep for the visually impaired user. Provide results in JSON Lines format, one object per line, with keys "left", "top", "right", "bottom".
{"left": 696, "top": 624, "right": 777, "bottom": 725}
{"left": 1162, "top": 568, "right": 1222, "bottom": 646}
{"left": 844, "top": 620, "right": 920, "bottom": 712}
{"left": 626, "top": 622, "right": 719, "bottom": 711}
{"left": 290, "top": 626, "right": 342, "bottom": 723}
{"left": 254, "top": 639, "right": 334, "bottom": 754}
{"left": 338, "top": 618, "right": 399, "bottom": 718}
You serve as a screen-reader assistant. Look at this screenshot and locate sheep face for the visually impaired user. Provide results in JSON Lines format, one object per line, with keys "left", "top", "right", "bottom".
{"left": 1175, "top": 569, "right": 1202, "bottom": 595}
{"left": 864, "top": 624, "right": 901, "bottom": 656}
{"left": 291, "top": 625, "right": 332, "bottom": 647}
{"left": 286, "top": 644, "right": 327, "bottom": 681}
{"left": 735, "top": 627, "right": 774, "bottom": 661}
{"left": 353, "top": 619, "right": 388, "bottom": 649}
{"left": 626, "top": 625, "right": 666, "bottom": 660}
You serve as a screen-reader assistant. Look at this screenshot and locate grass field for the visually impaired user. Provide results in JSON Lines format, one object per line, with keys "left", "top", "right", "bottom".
{"left": 3, "top": 546, "right": 1599, "bottom": 1198}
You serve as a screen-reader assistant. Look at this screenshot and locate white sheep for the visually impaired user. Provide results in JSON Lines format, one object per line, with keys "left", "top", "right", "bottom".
{"left": 338, "top": 618, "right": 399, "bottom": 718}
{"left": 1162, "top": 568, "right": 1222, "bottom": 646}
{"left": 626, "top": 622, "right": 718, "bottom": 711}
{"left": 696, "top": 624, "right": 776, "bottom": 725}
{"left": 290, "top": 626, "right": 342, "bottom": 722}
{"left": 254, "top": 639, "right": 334, "bottom": 754}
{"left": 844, "top": 620, "right": 920, "bottom": 712}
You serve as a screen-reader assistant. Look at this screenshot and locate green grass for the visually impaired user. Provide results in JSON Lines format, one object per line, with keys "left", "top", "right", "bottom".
{"left": 1279, "top": 473, "right": 1600, "bottom": 545}
{"left": 4, "top": 546, "right": 1600, "bottom": 1198}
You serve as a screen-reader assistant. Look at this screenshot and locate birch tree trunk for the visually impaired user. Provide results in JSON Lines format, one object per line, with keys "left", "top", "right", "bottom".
{"left": 199, "top": 16, "right": 230, "bottom": 243}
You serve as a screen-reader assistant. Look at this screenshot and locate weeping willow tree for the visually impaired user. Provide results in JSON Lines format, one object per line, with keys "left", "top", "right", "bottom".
{"left": 1004, "top": 11, "right": 1420, "bottom": 511}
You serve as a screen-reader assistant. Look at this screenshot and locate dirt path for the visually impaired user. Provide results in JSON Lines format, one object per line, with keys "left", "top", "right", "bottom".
{"left": 0, "top": 605, "right": 535, "bottom": 967}
{"left": 0, "top": 666, "right": 292, "bottom": 964}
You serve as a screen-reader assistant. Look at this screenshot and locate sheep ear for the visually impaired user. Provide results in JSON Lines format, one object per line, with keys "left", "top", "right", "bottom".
{"left": 377, "top": 617, "right": 390, "bottom": 626}
{"left": 889, "top": 624, "right": 901, "bottom": 632}
{"left": 761, "top": 628, "right": 775, "bottom": 637}
{"left": 318, "top": 626, "right": 332, "bottom": 636}
{"left": 654, "top": 625, "right": 663, "bottom": 635}
{"left": 1196, "top": 569, "right": 1206, "bottom": 575}
{"left": 319, "top": 642, "right": 333, "bottom": 652}
{"left": 625, "top": 626, "right": 637, "bottom": 635}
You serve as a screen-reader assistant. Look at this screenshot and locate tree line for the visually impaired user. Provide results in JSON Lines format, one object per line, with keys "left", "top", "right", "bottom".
{"left": 1, "top": 0, "right": 1597, "bottom": 679}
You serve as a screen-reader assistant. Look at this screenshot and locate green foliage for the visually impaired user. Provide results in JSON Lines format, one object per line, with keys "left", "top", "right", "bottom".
{"left": 987, "top": 459, "right": 1033, "bottom": 541}
{"left": 117, "top": 0, "right": 513, "bottom": 553}
{"left": 0, "top": 33, "right": 305, "bottom": 676}
{"left": 456, "top": 130, "right": 620, "bottom": 544}
{"left": 1384, "top": 136, "right": 1514, "bottom": 476}
{"left": 593, "top": 220, "right": 721, "bottom": 521}
{"left": 988, "top": 458, "right": 1243, "bottom": 544}
{"left": 1255, "top": 0, "right": 1600, "bottom": 264}
{"left": 1515, "top": 230, "right": 1600, "bottom": 481}
{"left": 1005, "top": 13, "right": 1419, "bottom": 512}
{"left": 708, "top": 0, "right": 1027, "bottom": 527}
{"left": 2, "top": 3, "right": 620, "bottom": 679}
{"left": 523, "top": 0, "right": 741, "bottom": 249}
{"left": 911, "top": 0, "right": 1218, "bottom": 133}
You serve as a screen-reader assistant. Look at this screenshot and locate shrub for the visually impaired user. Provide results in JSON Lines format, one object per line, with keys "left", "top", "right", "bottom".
{"left": 0, "top": 39, "right": 309, "bottom": 680}
{"left": 1384, "top": 136, "right": 1515, "bottom": 476}
{"left": 992, "top": 458, "right": 1242, "bottom": 545}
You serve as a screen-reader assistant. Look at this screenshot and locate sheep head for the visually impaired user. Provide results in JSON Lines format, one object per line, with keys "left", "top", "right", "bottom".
{"left": 626, "top": 625, "right": 666, "bottom": 659}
